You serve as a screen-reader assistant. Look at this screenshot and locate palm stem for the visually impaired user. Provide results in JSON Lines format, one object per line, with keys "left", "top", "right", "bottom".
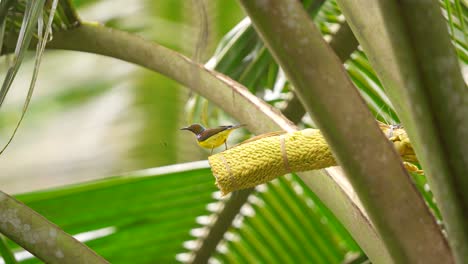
{"left": 0, "top": 191, "right": 108, "bottom": 263}
{"left": 237, "top": 0, "right": 452, "bottom": 263}
{"left": 336, "top": 0, "right": 468, "bottom": 261}
{"left": 37, "top": 22, "right": 393, "bottom": 262}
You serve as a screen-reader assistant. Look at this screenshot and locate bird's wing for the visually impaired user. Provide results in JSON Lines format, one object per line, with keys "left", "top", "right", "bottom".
{"left": 197, "top": 126, "right": 231, "bottom": 142}
{"left": 234, "top": 131, "right": 287, "bottom": 146}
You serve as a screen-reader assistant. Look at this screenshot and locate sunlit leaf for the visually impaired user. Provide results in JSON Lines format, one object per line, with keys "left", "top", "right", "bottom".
{"left": 0, "top": 235, "right": 17, "bottom": 264}
{"left": 6, "top": 162, "right": 216, "bottom": 263}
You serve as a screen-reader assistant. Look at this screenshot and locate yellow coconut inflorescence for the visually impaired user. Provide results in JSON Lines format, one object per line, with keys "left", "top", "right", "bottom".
{"left": 208, "top": 122, "right": 417, "bottom": 195}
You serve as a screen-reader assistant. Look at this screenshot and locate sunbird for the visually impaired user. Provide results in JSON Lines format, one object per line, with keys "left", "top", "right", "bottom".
{"left": 181, "top": 124, "right": 245, "bottom": 154}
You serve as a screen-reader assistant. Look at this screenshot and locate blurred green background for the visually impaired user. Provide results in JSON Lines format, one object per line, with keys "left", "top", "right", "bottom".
{"left": 0, "top": 0, "right": 244, "bottom": 193}
{"left": 0, "top": 0, "right": 466, "bottom": 263}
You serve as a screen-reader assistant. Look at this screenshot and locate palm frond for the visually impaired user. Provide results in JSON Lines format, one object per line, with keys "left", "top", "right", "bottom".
{"left": 181, "top": 0, "right": 467, "bottom": 261}
{"left": 0, "top": 235, "right": 17, "bottom": 264}
{"left": 0, "top": 0, "right": 81, "bottom": 154}
{"left": 0, "top": 0, "right": 59, "bottom": 155}
{"left": 0, "top": 0, "right": 45, "bottom": 108}
{"left": 4, "top": 162, "right": 215, "bottom": 263}
{"left": 181, "top": 176, "right": 360, "bottom": 263}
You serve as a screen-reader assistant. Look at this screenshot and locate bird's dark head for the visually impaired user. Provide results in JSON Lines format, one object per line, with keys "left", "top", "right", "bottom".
{"left": 180, "top": 124, "right": 205, "bottom": 135}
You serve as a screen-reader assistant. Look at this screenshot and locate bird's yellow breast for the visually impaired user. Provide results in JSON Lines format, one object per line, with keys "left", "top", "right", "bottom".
{"left": 198, "top": 130, "right": 233, "bottom": 149}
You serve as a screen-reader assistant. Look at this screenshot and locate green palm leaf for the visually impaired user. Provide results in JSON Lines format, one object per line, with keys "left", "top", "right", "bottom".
{"left": 0, "top": 0, "right": 466, "bottom": 263}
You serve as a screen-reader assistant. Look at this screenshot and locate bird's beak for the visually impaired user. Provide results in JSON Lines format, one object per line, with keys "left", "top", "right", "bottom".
{"left": 180, "top": 127, "right": 189, "bottom": 131}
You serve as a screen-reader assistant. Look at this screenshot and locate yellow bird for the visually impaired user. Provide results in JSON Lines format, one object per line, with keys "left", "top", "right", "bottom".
{"left": 181, "top": 124, "right": 245, "bottom": 154}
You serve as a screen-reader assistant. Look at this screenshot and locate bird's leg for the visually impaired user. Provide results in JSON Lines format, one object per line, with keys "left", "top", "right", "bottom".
{"left": 210, "top": 148, "right": 214, "bottom": 155}
{"left": 224, "top": 140, "right": 228, "bottom": 150}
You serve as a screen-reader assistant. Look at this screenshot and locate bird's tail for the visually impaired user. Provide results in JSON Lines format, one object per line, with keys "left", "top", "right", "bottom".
{"left": 229, "top": 124, "right": 247, "bottom": 130}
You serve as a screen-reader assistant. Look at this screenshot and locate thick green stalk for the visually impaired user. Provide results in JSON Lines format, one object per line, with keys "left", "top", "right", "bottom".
{"left": 191, "top": 188, "right": 253, "bottom": 263}
{"left": 0, "top": 191, "right": 108, "bottom": 264}
{"left": 328, "top": 22, "right": 358, "bottom": 63}
{"left": 36, "top": 22, "right": 394, "bottom": 262}
{"left": 336, "top": 1, "right": 467, "bottom": 262}
{"left": 193, "top": 9, "right": 358, "bottom": 262}
{"left": 282, "top": 20, "right": 359, "bottom": 123}
{"left": 238, "top": 0, "right": 451, "bottom": 263}
{"left": 44, "top": 22, "right": 292, "bottom": 133}
{"left": 282, "top": 94, "right": 305, "bottom": 123}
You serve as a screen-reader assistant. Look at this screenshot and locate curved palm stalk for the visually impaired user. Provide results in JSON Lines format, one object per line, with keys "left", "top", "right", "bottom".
{"left": 26, "top": 22, "right": 396, "bottom": 262}
{"left": 44, "top": 23, "right": 294, "bottom": 132}
{"left": 191, "top": 8, "right": 359, "bottom": 262}
{"left": 0, "top": 0, "right": 460, "bottom": 260}
{"left": 0, "top": 191, "right": 108, "bottom": 263}
{"left": 238, "top": 0, "right": 451, "bottom": 263}
{"left": 336, "top": 0, "right": 468, "bottom": 262}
